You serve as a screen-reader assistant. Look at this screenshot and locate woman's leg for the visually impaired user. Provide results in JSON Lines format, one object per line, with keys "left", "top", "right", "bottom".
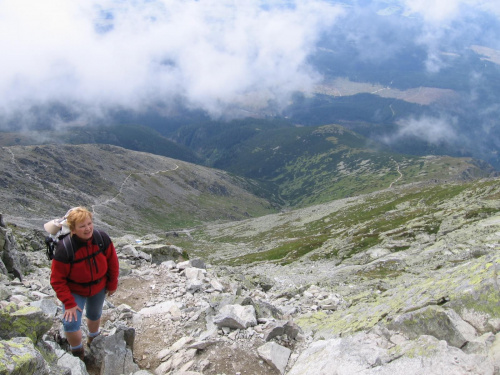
{"left": 62, "top": 293, "right": 86, "bottom": 358}
{"left": 65, "top": 329, "right": 83, "bottom": 347}
{"left": 85, "top": 288, "right": 106, "bottom": 345}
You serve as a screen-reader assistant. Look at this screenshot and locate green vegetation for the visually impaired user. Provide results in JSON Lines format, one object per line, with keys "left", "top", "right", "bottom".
{"left": 187, "top": 179, "right": 500, "bottom": 266}
{"left": 172, "top": 120, "right": 492, "bottom": 208}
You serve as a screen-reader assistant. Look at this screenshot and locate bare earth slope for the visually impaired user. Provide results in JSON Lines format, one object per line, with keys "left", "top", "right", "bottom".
{"left": 0, "top": 144, "right": 275, "bottom": 236}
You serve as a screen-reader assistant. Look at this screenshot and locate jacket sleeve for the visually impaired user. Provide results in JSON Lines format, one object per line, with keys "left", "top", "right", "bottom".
{"left": 105, "top": 241, "right": 119, "bottom": 292}
{"left": 50, "top": 259, "right": 77, "bottom": 310}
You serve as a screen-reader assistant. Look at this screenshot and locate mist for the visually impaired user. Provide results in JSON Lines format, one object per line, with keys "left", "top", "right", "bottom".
{"left": 1, "top": 0, "right": 499, "bottom": 169}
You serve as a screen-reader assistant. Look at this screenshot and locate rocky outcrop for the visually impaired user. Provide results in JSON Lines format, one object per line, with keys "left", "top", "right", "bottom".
{"left": 0, "top": 214, "right": 26, "bottom": 280}
{"left": 1, "top": 177, "right": 500, "bottom": 375}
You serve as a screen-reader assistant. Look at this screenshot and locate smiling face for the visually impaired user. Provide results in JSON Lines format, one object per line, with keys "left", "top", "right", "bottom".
{"left": 73, "top": 217, "right": 94, "bottom": 241}
{"left": 66, "top": 207, "right": 94, "bottom": 241}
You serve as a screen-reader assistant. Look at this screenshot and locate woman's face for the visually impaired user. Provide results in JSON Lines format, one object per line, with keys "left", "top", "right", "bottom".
{"left": 73, "top": 217, "right": 94, "bottom": 240}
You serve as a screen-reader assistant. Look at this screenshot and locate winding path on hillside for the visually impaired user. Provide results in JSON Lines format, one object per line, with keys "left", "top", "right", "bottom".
{"left": 91, "top": 163, "right": 180, "bottom": 216}
{"left": 389, "top": 160, "right": 403, "bottom": 188}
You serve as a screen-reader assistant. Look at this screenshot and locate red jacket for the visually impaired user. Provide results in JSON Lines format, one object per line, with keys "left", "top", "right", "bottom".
{"left": 50, "top": 230, "right": 119, "bottom": 310}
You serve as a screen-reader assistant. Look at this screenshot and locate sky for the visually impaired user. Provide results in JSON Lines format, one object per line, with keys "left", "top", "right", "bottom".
{"left": 1, "top": 0, "right": 499, "bottom": 130}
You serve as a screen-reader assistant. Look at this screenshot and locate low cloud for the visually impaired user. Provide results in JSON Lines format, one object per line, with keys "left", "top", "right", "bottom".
{"left": 383, "top": 115, "right": 459, "bottom": 145}
{"left": 1, "top": 0, "right": 500, "bottom": 130}
{"left": 0, "top": 0, "right": 343, "bottom": 128}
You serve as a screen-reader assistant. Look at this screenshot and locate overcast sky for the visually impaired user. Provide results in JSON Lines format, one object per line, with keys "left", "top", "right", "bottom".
{"left": 1, "top": 0, "right": 499, "bottom": 129}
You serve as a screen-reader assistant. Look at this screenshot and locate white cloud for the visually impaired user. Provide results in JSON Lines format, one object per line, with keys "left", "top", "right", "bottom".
{"left": 0, "top": 0, "right": 343, "bottom": 127}
{"left": 386, "top": 115, "right": 459, "bottom": 145}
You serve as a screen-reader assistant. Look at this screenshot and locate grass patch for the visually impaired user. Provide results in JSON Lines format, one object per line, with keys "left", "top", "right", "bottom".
{"left": 227, "top": 234, "right": 329, "bottom": 265}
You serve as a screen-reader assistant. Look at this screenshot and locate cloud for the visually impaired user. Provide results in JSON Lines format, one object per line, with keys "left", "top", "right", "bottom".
{"left": 0, "top": 0, "right": 343, "bottom": 128}
{"left": 384, "top": 115, "right": 459, "bottom": 145}
{"left": 1, "top": 0, "right": 499, "bottom": 131}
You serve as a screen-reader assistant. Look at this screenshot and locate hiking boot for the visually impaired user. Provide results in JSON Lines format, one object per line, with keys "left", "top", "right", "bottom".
{"left": 71, "top": 346, "right": 85, "bottom": 361}
{"left": 87, "top": 332, "right": 100, "bottom": 347}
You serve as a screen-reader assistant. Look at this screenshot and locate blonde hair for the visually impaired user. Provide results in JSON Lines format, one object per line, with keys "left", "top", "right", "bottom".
{"left": 66, "top": 207, "right": 93, "bottom": 231}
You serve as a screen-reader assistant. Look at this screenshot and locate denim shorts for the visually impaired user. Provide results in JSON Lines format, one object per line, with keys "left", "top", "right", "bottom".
{"left": 62, "top": 288, "right": 106, "bottom": 332}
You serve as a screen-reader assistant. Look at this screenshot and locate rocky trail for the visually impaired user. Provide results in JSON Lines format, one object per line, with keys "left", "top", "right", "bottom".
{"left": 1, "top": 190, "right": 500, "bottom": 375}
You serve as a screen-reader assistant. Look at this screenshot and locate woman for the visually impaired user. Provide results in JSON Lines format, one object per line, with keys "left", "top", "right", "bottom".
{"left": 50, "top": 207, "right": 119, "bottom": 360}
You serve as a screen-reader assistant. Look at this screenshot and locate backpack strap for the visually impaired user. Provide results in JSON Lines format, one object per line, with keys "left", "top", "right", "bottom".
{"left": 60, "top": 229, "right": 110, "bottom": 264}
{"left": 61, "top": 234, "right": 75, "bottom": 263}
{"left": 93, "top": 229, "right": 107, "bottom": 254}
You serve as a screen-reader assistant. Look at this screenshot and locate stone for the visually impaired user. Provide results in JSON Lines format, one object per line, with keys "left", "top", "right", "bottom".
{"left": 30, "top": 298, "right": 58, "bottom": 317}
{"left": 210, "top": 279, "right": 224, "bottom": 292}
{"left": 388, "top": 305, "right": 477, "bottom": 348}
{"left": 186, "top": 340, "right": 218, "bottom": 350}
{"left": 186, "top": 279, "right": 204, "bottom": 293}
{"left": 160, "top": 260, "right": 176, "bottom": 269}
{"left": 138, "top": 301, "right": 182, "bottom": 317}
{"left": 257, "top": 342, "right": 291, "bottom": 375}
{"left": 57, "top": 350, "right": 89, "bottom": 375}
{"left": 185, "top": 267, "right": 205, "bottom": 280}
{"left": 189, "top": 258, "right": 206, "bottom": 269}
{"left": 0, "top": 303, "right": 53, "bottom": 343}
{"left": 0, "top": 284, "right": 12, "bottom": 300}
{"left": 214, "top": 304, "right": 257, "bottom": 329}
{"left": 0, "top": 337, "right": 50, "bottom": 375}
{"left": 121, "top": 245, "right": 139, "bottom": 258}
{"left": 287, "top": 333, "right": 495, "bottom": 375}
{"left": 89, "top": 325, "right": 139, "bottom": 375}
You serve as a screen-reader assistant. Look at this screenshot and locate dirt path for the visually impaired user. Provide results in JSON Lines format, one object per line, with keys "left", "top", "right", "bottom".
{"left": 91, "top": 164, "right": 179, "bottom": 216}
{"left": 389, "top": 160, "right": 403, "bottom": 188}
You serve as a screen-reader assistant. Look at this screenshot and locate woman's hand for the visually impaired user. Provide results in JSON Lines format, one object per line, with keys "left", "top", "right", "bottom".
{"left": 64, "top": 306, "right": 82, "bottom": 322}
{"left": 107, "top": 289, "right": 116, "bottom": 297}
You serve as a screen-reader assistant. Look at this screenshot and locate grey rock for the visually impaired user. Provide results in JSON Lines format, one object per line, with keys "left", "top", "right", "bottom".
{"left": 288, "top": 333, "right": 495, "bottom": 375}
{"left": 57, "top": 351, "right": 89, "bottom": 375}
{"left": 160, "top": 260, "right": 177, "bottom": 269}
{"left": 121, "top": 244, "right": 139, "bottom": 258}
{"left": 0, "top": 284, "right": 12, "bottom": 300}
{"left": 213, "top": 304, "right": 257, "bottom": 329}
{"left": 210, "top": 278, "right": 224, "bottom": 292}
{"left": 186, "top": 279, "right": 203, "bottom": 293}
{"left": 89, "top": 325, "right": 139, "bottom": 375}
{"left": 0, "top": 303, "right": 53, "bottom": 343}
{"left": 186, "top": 340, "right": 218, "bottom": 350}
{"left": 388, "top": 305, "right": 477, "bottom": 348}
{"left": 189, "top": 258, "right": 206, "bottom": 269}
{"left": 30, "top": 298, "right": 58, "bottom": 317}
{"left": 0, "top": 337, "right": 50, "bottom": 375}
{"left": 257, "top": 342, "right": 291, "bottom": 375}
{"left": 263, "top": 320, "right": 301, "bottom": 341}
{"left": 138, "top": 244, "right": 183, "bottom": 264}
{"left": 249, "top": 299, "right": 283, "bottom": 320}
{"left": 0, "top": 224, "right": 26, "bottom": 280}
{"left": 184, "top": 267, "right": 205, "bottom": 280}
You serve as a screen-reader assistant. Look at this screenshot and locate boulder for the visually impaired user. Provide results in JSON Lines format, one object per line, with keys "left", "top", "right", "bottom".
{"left": 213, "top": 304, "right": 257, "bottom": 329}
{"left": 0, "top": 221, "right": 26, "bottom": 280}
{"left": 136, "top": 244, "right": 183, "bottom": 264}
{"left": 89, "top": 325, "right": 139, "bottom": 375}
{"left": 263, "top": 320, "right": 301, "bottom": 341}
{"left": 287, "top": 332, "right": 494, "bottom": 375}
{"left": 388, "top": 305, "right": 477, "bottom": 348}
{"left": 0, "top": 303, "right": 53, "bottom": 343}
{"left": 257, "top": 342, "right": 291, "bottom": 375}
{"left": 30, "top": 298, "right": 58, "bottom": 318}
{"left": 0, "top": 337, "right": 49, "bottom": 375}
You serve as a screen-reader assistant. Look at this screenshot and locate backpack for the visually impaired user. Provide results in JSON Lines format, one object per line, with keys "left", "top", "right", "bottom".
{"left": 45, "top": 229, "right": 109, "bottom": 262}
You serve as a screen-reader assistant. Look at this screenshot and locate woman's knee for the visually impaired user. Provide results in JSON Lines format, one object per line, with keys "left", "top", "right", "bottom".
{"left": 63, "top": 319, "right": 81, "bottom": 333}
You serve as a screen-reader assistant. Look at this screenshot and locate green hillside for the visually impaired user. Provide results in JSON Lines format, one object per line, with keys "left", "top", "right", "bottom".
{"left": 179, "top": 177, "right": 500, "bottom": 267}
{"left": 0, "top": 124, "right": 201, "bottom": 164}
{"left": 173, "top": 121, "right": 495, "bottom": 207}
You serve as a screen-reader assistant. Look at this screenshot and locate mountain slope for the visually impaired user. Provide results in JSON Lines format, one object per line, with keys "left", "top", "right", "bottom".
{"left": 175, "top": 177, "right": 500, "bottom": 268}
{"left": 0, "top": 124, "right": 201, "bottom": 164}
{"left": 174, "top": 121, "right": 497, "bottom": 207}
{"left": 0, "top": 144, "right": 276, "bottom": 235}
